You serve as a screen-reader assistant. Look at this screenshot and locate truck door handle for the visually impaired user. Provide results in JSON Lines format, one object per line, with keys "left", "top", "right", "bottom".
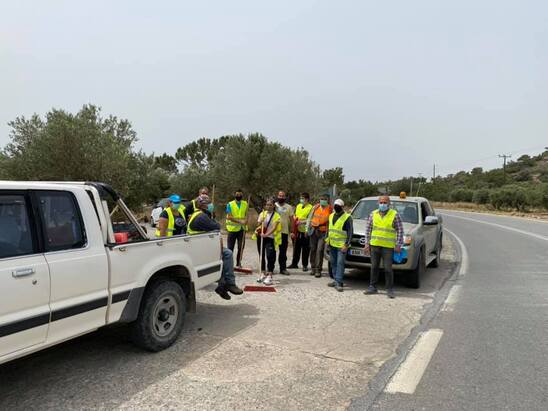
{"left": 12, "top": 268, "right": 36, "bottom": 278}
{"left": 209, "top": 234, "right": 215, "bottom": 239}
{"left": 118, "top": 247, "right": 127, "bottom": 252}
{"left": 183, "top": 237, "right": 191, "bottom": 242}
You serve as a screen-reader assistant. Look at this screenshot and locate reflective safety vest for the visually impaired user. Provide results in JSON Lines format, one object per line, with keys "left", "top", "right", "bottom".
{"left": 310, "top": 205, "right": 332, "bottom": 232}
{"left": 251, "top": 211, "right": 282, "bottom": 248}
{"left": 155, "top": 206, "right": 186, "bottom": 237}
{"left": 187, "top": 210, "right": 206, "bottom": 235}
{"left": 327, "top": 212, "right": 351, "bottom": 249}
{"left": 295, "top": 203, "right": 313, "bottom": 233}
{"left": 370, "top": 209, "right": 397, "bottom": 248}
{"left": 225, "top": 200, "right": 248, "bottom": 232}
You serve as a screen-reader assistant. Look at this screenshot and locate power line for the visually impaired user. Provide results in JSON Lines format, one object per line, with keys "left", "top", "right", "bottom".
{"left": 498, "top": 153, "right": 512, "bottom": 182}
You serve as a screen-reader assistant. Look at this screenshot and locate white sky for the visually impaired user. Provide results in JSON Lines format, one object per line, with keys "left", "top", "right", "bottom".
{"left": 1, "top": 0, "right": 547, "bottom": 181}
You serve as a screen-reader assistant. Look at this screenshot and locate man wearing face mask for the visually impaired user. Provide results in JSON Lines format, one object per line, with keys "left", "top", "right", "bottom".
{"left": 275, "top": 191, "right": 294, "bottom": 275}
{"left": 288, "top": 192, "right": 313, "bottom": 272}
{"left": 156, "top": 194, "right": 187, "bottom": 237}
{"left": 188, "top": 195, "right": 244, "bottom": 300}
{"left": 326, "top": 199, "right": 353, "bottom": 292}
{"left": 363, "top": 195, "right": 404, "bottom": 299}
{"left": 307, "top": 193, "right": 333, "bottom": 278}
{"left": 225, "top": 189, "right": 248, "bottom": 267}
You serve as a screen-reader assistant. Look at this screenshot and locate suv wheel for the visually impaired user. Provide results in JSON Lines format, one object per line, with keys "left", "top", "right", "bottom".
{"left": 131, "top": 280, "right": 186, "bottom": 352}
{"left": 408, "top": 247, "right": 425, "bottom": 289}
{"left": 430, "top": 234, "right": 442, "bottom": 268}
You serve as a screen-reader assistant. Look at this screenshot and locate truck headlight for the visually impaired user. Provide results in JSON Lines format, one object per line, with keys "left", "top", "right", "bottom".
{"left": 404, "top": 235, "right": 412, "bottom": 246}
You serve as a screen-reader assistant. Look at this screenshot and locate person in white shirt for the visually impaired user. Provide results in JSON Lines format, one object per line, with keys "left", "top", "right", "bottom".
{"left": 275, "top": 191, "right": 294, "bottom": 275}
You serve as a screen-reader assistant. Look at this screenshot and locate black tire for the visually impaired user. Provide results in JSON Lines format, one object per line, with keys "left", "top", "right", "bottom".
{"left": 130, "top": 280, "right": 186, "bottom": 352}
{"left": 408, "top": 247, "right": 425, "bottom": 289}
{"left": 430, "top": 234, "right": 442, "bottom": 268}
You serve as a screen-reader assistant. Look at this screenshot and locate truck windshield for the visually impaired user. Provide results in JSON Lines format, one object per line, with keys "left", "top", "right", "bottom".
{"left": 352, "top": 200, "right": 419, "bottom": 224}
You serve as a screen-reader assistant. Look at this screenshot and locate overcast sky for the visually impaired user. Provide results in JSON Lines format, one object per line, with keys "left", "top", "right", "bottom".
{"left": 1, "top": 0, "right": 547, "bottom": 181}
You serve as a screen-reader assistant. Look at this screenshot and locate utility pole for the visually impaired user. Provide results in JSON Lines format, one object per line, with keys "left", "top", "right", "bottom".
{"left": 433, "top": 164, "right": 436, "bottom": 180}
{"left": 498, "top": 154, "right": 511, "bottom": 182}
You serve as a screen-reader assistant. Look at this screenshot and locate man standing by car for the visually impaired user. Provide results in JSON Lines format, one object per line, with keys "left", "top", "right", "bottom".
{"left": 275, "top": 191, "right": 294, "bottom": 275}
{"left": 156, "top": 195, "right": 186, "bottom": 237}
{"left": 364, "top": 195, "right": 404, "bottom": 299}
{"left": 187, "top": 195, "right": 244, "bottom": 300}
{"left": 225, "top": 189, "right": 248, "bottom": 267}
{"left": 326, "top": 199, "right": 353, "bottom": 292}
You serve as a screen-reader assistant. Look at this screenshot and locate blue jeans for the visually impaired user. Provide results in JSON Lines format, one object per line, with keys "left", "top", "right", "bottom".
{"left": 220, "top": 247, "right": 236, "bottom": 286}
{"left": 330, "top": 247, "right": 346, "bottom": 284}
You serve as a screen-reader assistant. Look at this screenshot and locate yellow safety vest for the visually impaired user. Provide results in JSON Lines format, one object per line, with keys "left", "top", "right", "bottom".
{"left": 187, "top": 210, "right": 206, "bottom": 235}
{"left": 225, "top": 200, "right": 248, "bottom": 232}
{"left": 327, "top": 212, "right": 351, "bottom": 249}
{"left": 295, "top": 203, "right": 313, "bottom": 233}
{"left": 252, "top": 211, "right": 282, "bottom": 248}
{"left": 370, "top": 209, "right": 397, "bottom": 248}
{"left": 155, "top": 206, "right": 186, "bottom": 237}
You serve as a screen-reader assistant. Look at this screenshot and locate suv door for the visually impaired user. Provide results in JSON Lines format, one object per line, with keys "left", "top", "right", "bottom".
{"left": 34, "top": 190, "right": 109, "bottom": 344}
{"left": 0, "top": 192, "right": 51, "bottom": 359}
{"left": 420, "top": 201, "right": 437, "bottom": 255}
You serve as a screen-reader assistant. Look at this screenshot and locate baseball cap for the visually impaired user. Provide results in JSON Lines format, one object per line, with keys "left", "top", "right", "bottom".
{"left": 169, "top": 194, "right": 181, "bottom": 204}
{"left": 334, "top": 199, "right": 345, "bottom": 207}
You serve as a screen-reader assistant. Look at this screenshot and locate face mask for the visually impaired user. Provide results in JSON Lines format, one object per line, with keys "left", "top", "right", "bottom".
{"left": 334, "top": 205, "right": 343, "bottom": 213}
{"left": 235, "top": 195, "right": 242, "bottom": 201}
{"left": 320, "top": 200, "right": 328, "bottom": 207}
{"left": 207, "top": 204, "right": 215, "bottom": 213}
{"left": 171, "top": 203, "right": 181, "bottom": 211}
{"left": 378, "top": 203, "right": 389, "bottom": 212}
{"left": 277, "top": 197, "right": 285, "bottom": 204}
{"left": 299, "top": 198, "right": 305, "bottom": 205}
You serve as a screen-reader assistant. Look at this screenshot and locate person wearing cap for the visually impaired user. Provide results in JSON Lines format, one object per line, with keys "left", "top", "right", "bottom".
{"left": 363, "top": 195, "right": 404, "bottom": 299}
{"left": 326, "top": 199, "right": 353, "bottom": 292}
{"left": 307, "top": 193, "right": 333, "bottom": 278}
{"left": 225, "top": 189, "right": 248, "bottom": 268}
{"left": 187, "top": 195, "right": 244, "bottom": 300}
{"left": 156, "top": 194, "right": 186, "bottom": 237}
{"left": 184, "top": 187, "right": 209, "bottom": 221}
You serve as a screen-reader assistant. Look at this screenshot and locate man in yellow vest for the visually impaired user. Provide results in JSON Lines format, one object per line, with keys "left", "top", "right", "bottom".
{"left": 326, "top": 199, "right": 353, "bottom": 292}
{"left": 363, "top": 195, "right": 404, "bottom": 299}
{"left": 225, "top": 189, "right": 248, "bottom": 267}
{"left": 288, "top": 192, "right": 313, "bottom": 272}
{"left": 156, "top": 194, "right": 186, "bottom": 237}
{"left": 184, "top": 187, "right": 209, "bottom": 221}
{"left": 187, "top": 195, "right": 244, "bottom": 300}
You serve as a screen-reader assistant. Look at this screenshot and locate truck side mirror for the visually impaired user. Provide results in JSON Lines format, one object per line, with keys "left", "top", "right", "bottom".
{"left": 424, "top": 216, "right": 439, "bottom": 225}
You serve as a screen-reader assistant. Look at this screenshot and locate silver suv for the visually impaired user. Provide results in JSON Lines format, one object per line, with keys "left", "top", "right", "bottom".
{"left": 342, "top": 195, "right": 443, "bottom": 288}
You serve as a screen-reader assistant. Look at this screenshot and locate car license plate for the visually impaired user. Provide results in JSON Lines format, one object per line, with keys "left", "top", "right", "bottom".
{"left": 350, "top": 248, "right": 365, "bottom": 256}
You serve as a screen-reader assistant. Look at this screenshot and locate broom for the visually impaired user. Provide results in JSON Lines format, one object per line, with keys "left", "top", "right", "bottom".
{"left": 243, "top": 209, "right": 276, "bottom": 292}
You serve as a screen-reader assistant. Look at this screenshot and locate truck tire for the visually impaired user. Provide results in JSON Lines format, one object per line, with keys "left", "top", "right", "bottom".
{"left": 130, "top": 280, "right": 186, "bottom": 352}
{"left": 430, "top": 234, "right": 442, "bottom": 268}
{"left": 408, "top": 247, "right": 425, "bottom": 289}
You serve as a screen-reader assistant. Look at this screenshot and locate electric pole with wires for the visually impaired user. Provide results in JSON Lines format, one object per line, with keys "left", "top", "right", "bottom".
{"left": 498, "top": 154, "right": 512, "bottom": 182}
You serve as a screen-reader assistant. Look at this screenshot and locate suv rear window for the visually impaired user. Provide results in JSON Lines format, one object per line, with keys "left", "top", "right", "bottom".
{"left": 0, "top": 194, "right": 35, "bottom": 258}
{"left": 352, "top": 200, "right": 419, "bottom": 224}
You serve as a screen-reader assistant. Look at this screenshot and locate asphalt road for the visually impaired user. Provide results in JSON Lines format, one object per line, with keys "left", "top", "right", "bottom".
{"left": 364, "top": 210, "right": 548, "bottom": 411}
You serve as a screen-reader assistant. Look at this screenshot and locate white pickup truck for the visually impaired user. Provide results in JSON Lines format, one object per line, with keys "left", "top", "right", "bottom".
{"left": 0, "top": 181, "right": 223, "bottom": 365}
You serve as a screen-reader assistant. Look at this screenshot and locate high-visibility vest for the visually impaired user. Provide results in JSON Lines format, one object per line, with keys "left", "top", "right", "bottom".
{"left": 310, "top": 205, "right": 332, "bottom": 232}
{"left": 187, "top": 210, "right": 206, "bottom": 235}
{"left": 155, "top": 206, "right": 186, "bottom": 237}
{"left": 252, "top": 211, "right": 282, "bottom": 248}
{"left": 370, "top": 209, "right": 397, "bottom": 248}
{"left": 225, "top": 200, "right": 248, "bottom": 232}
{"left": 327, "top": 212, "right": 351, "bottom": 249}
{"left": 295, "top": 203, "right": 313, "bottom": 233}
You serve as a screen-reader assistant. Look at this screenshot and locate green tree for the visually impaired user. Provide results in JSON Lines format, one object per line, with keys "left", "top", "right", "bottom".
{"left": 322, "top": 167, "right": 344, "bottom": 188}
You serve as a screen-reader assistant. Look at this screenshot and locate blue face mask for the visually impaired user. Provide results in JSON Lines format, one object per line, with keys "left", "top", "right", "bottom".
{"left": 320, "top": 200, "right": 328, "bottom": 207}
{"left": 207, "top": 204, "right": 214, "bottom": 213}
{"left": 378, "top": 203, "right": 389, "bottom": 212}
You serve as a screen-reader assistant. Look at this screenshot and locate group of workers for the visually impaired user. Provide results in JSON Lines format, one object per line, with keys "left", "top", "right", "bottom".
{"left": 156, "top": 188, "right": 403, "bottom": 300}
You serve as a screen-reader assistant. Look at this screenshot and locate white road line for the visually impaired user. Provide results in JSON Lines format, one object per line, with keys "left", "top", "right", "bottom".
{"left": 385, "top": 329, "right": 444, "bottom": 394}
{"left": 439, "top": 208, "right": 548, "bottom": 225}
{"left": 441, "top": 285, "right": 463, "bottom": 312}
{"left": 444, "top": 228, "right": 469, "bottom": 276}
{"left": 441, "top": 213, "right": 548, "bottom": 242}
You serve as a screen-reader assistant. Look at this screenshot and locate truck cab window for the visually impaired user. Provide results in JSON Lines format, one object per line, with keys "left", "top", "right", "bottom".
{"left": 36, "top": 191, "right": 86, "bottom": 252}
{"left": 0, "top": 194, "right": 35, "bottom": 258}
{"left": 106, "top": 199, "right": 146, "bottom": 244}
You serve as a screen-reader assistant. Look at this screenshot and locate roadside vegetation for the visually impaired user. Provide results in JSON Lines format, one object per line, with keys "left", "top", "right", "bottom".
{"left": 1, "top": 105, "right": 547, "bottom": 214}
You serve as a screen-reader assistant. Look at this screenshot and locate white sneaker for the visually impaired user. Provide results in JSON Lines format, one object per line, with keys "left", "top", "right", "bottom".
{"left": 263, "top": 274, "right": 273, "bottom": 286}
{"left": 257, "top": 273, "right": 265, "bottom": 283}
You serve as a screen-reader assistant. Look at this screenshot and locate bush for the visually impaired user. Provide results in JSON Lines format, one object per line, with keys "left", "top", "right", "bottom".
{"left": 472, "top": 189, "right": 490, "bottom": 204}
{"left": 489, "top": 186, "right": 528, "bottom": 211}
{"left": 450, "top": 188, "right": 474, "bottom": 203}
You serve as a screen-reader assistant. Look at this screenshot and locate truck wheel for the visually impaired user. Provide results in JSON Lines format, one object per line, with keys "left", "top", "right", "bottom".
{"left": 408, "top": 247, "right": 425, "bottom": 289}
{"left": 131, "top": 280, "right": 186, "bottom": 352}
{"left": 430, "top": 234, "right": 442, "bottom": 268}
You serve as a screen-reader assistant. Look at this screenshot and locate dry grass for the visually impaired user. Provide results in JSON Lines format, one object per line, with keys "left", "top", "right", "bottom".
{"left": 432, "top": 201, "right": 548, "bottom": 221}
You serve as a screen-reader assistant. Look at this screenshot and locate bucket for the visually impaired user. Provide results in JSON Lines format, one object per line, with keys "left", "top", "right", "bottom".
{"left": 114, "top": 232, "right": 129, "bottom": 244}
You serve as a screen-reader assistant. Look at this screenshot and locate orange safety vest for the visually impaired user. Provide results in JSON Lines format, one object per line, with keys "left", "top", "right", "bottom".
{"left": 310, "top": 205, "right": 332, "bottom": 232}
